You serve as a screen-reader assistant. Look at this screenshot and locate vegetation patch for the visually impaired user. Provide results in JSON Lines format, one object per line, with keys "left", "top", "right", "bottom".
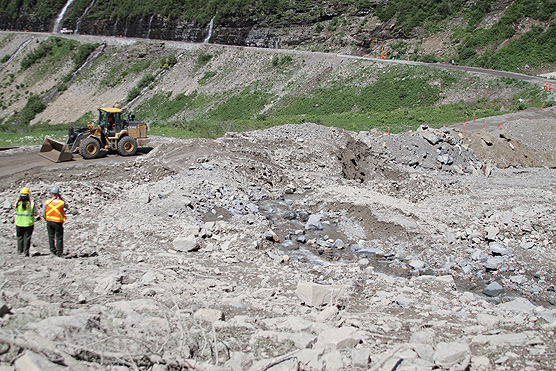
{"left": 20, "top": 37, "right": 76, "bottom": 71}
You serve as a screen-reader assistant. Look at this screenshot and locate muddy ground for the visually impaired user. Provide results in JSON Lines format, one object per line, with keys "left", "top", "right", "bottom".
{"left": 0, "top": 107, "right": 555, "bottom": 370}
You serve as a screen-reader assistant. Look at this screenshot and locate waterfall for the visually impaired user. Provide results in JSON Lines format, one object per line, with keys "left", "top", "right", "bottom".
{"left": 52, "top": 0, "right": 76, "bottom": 33}
{"left": 146, "top": 14, "right": 154, "bottom": 39}
{"left": 75, "top": 0, "right": 97, "bottom": 34}
{"left": 203, "top": 17, "right": 215, "bottom": 44}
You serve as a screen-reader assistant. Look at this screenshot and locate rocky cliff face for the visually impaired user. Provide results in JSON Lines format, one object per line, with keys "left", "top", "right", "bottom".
{"left": 0, "top": 9, "right": 364, "bottom": 50}
{"left": 0, "top": 14, "right": 51, "bottom": 32}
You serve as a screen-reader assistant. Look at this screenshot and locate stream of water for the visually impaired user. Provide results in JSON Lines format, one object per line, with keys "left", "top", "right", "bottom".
{"left": 256, "top": 195, "right": 535, "bottom": 305}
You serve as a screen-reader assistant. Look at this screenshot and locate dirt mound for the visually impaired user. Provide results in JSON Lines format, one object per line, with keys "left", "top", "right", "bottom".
{"left": 452, "top": 107, "right": 556, "bottom": 169}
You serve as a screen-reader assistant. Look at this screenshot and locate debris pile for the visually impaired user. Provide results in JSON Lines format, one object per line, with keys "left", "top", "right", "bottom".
{"left": 0, "top": 119, "right": 555, "bottom": 370}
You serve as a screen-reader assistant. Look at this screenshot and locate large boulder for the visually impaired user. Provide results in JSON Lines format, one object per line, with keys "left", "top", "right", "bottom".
{"left": 296, "top": 282, "right": 344, "bottom": 307}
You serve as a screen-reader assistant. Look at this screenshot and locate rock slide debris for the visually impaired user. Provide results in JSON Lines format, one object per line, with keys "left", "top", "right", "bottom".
{"left": 0, "top": 120, "right": 555, "bottom": 370}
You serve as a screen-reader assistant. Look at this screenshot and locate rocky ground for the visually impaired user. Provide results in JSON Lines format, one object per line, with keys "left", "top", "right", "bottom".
{"left": 0, "top": 107, "right": 555, "bottom": 370}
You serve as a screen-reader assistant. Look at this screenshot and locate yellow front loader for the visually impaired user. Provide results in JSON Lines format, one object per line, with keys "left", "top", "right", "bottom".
{"left": 39, "top": 107, "right": 149, "bottom": 162}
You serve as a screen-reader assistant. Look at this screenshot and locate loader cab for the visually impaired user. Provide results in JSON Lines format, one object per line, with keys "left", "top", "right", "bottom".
{"left": 99, "top": 107, "right": 123, "bottom": 133}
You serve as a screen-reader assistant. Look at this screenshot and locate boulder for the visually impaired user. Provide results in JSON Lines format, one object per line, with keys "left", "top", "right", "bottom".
{"left": 14, "top": 350, "right": 65, "bottom": 371}
{"left": 483, "top": 282, "right": 504, "bottom": 297}
{"left": 434, "top": 342, "right": 471, "bottom": 369}
{"left": 422, "top": 132, "right": 440, "bottom": 145}
{"left": 296, "top": 282, "right": 344, "bottom": 307}
{"left": 305, "top": 214, "right": 323, "bottom": 230}
{"left": 94, "top": 275, "right": 121, "bottom": 294}
{"left": 409, "top": 330, "right": 435, "bottom": 345}
{"left": 484, "top": 257, "right": 504, "bottom": 271}
{"left": 0, "top": 299, "right": 11, "bottom": 317}
{"left": 489, "top": 242, "right": 513, "bottom": 256}
{"left": 313, "top": 326, "right": 361, "bottom": 350}
{"left": 27, "top": 313, "right": 95, "bottom": 340}
{"left": 351, "top": 348, "right": 371, "bottom": 368}
{"left": 173, "top": 235, "right": 200, "bottom": 252}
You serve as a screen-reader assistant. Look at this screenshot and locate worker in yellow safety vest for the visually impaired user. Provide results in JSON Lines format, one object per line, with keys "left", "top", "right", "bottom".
{"left": 14, "top": 187, "right": 37, "bottom": 256}
{"left": 43, "top": 186, "right": 67, "bottom": 257}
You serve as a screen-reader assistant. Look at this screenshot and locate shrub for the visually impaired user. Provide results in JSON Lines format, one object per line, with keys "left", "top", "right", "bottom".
{"left": 159, "top": 55, "right": 178, "bottom": 69}
{"left": 16, "top": 94, "right": 46, "bottom": 126}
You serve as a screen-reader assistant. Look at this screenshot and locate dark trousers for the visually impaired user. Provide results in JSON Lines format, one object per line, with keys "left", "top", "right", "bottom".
{"left": 16, "top": 225, "right": 34, "bottom": 256}
{"left": 46, "top": 221, "right": 64, "bottom": 257}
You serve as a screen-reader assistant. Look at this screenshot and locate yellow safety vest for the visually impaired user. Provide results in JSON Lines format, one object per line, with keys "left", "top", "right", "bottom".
{"left": 44, "top": 198, "right": 66, "bottom": 223}
{"left": 15, "top": 201, "right": 35, "bottom": 227}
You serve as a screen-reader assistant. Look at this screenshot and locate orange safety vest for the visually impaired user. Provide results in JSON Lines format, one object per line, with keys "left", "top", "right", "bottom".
{"left": 44, "top": 198, "right": 66, "bottom": 223}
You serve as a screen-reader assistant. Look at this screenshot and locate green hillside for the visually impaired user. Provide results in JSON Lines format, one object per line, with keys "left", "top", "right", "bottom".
{"left": 0, "top": 31, "right": 552, "bottom": 146}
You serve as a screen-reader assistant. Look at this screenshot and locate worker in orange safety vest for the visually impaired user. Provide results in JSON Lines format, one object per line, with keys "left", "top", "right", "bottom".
{"left": 42, "top": 186, "right": 67, "bottom": 257}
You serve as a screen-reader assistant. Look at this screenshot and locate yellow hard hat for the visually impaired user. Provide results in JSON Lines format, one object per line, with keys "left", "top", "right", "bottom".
{"left": 20, "top": 187, "right": 30, "bottom": 195}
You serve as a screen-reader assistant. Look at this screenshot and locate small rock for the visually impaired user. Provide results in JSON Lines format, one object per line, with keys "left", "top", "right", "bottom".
{"left": 316, "top": 305, "right": 339, "bottom": 322}
{"left": 437, "top": 154, "right": 453, "bottom": 165}
{"left": 333, "top": 239, "right": 344, "bottom": 249}
{"left": 296, "top": 235, "right": 307, "bottom": 244}
{"left": 140, "top": 271, "right": 158, "bottom": 284}
{"left": 264, "top": 230, "right": 279, "bottom": 242}
{"left": 520, "top": 240, "right": 535, "bottom": 250}
{"left": 409, "top": 259, "right": 426, "bottom": 270}
{"left": 484, "top": 226, "right": 499, "bottom": 241}
{"left": 194, "top": 308, "right": 224, "bottom": 323}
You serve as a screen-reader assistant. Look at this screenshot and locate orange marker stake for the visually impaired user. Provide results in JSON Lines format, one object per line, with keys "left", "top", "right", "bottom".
{"left": 388, "top": 126, "right": 390, "bottom": 134}
{"left": 542, "top": 102, "right": 545, "bottom": 108}
{"left": 500, "top": 120, "right": 502, "bottom": 128}
{"left": 484, "top": 119, "right": 486, "bottom": 129}
{"left": 473, "top": 113, "right": 476, "bottom": 122}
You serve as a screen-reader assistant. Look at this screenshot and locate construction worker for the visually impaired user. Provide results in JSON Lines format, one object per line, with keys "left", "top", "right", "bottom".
{"left": 43, "top": 186, "right": 67, "bottom": 257}
{"left": 14, "top": 187, "right": 36, "bottom": 256}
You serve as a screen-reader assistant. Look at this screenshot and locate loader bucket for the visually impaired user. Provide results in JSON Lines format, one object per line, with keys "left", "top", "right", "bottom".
{"left": 39, "top": 137, "right": 73, "bottom": 162}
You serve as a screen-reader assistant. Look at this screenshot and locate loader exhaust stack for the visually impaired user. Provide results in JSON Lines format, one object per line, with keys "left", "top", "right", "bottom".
{"left": 39, "top": 137, "right": 73, "bottom": 162}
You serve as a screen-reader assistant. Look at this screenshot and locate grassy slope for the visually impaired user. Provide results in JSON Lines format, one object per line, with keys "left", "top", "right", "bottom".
{"left": 0, "top": 31, "right": 553, "bottom": 146}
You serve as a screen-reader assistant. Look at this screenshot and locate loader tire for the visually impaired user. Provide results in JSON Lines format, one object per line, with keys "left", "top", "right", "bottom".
{"left": 79, "top": 137, "right": 101, "bottom": 159}
{"left": 118, "top": 136, "right": 138, "bottom": 156}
